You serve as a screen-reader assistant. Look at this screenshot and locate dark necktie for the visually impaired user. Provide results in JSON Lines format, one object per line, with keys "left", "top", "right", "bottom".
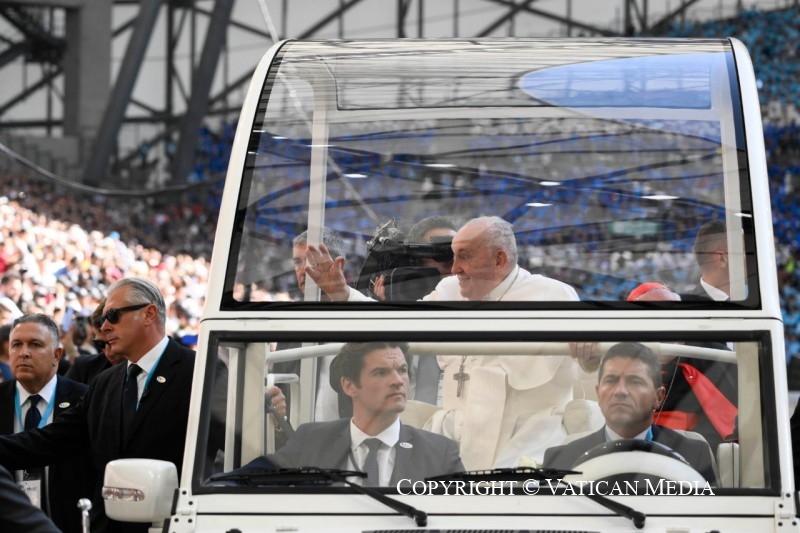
{"left": 362, "top": 438, "right": 382, "bottom": 487}
{"left": 23, "top": 394, "right": 47, "bottom": 511}
{"left": 122, "top": 364, "right": 142, "bottom": 440}
{"left": 25, "top": 394, "right": 42, "bottom": 430}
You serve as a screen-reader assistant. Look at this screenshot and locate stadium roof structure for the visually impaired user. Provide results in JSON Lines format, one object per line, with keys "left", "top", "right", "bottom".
{"left": 0, "top": 0, "right": 775, "bottom": 192}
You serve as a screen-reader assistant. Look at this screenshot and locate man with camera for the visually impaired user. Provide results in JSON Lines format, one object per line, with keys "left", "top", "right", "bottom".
{"left": 305, "top": 216, "right": 594, "bottom": 470}
{"left": 362, "top": 216, "right": 457, "bottom": 405}
{"left": 355, "top": 216, "right": 456, "bottom": 302}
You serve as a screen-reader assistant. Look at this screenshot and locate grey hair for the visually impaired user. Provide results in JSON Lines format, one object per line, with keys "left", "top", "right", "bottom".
{"left": 467, "top": 216, "right": 518, "bottom": 264}
{"left": 293, "top": 228, "right": 345, "bottom": 259}
{"left": 406, "top": 216, "right": 457, "bottom": 244}
{"left": 107, "top": 277, "right": 166, "bottom": 326}
{"left": 12, "top": 313, "right": 60, "bottom": 347}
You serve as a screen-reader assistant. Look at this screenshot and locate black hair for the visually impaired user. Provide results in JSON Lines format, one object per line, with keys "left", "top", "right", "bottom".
{"left": 329, "top": 342, "right": 411, "bottom": 392}
{"left": 599, "top": 341, "right": 661, "bottom": 388}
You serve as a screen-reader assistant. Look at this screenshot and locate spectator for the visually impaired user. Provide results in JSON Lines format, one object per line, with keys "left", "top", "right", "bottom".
{"left": 0, "top": 270, "right": 23, "bottom": 309}
{"left": 0, "top": 297, "right": 22, "bottom": 326}
{"left": 0, "top": 325, "right": 12, "bottom": 382}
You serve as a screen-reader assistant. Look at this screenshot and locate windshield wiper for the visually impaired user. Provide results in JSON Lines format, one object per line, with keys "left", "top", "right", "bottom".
{"left": 427, "top": 467, "right": 646, "bottom": 529}
{"left": 427, "top": 466, "right": 579, "bottom": 482}
{"left": 210, "top": 467, "right": 428, "bottom": 527}
{"left": 210, "top": 467, "right": 362, "bottom": 486}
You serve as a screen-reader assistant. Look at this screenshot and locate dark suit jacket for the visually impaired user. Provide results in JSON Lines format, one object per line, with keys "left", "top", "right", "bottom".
{"left": 543, "top": 425, "right": 716, "bottom": 484}
{"left": 0, "top": 338, "right": 196, "bottom": 533}
{"left": 789, "top": 400, "right": 800, "bottom": 484}
{"left": 269, "top": 419, "right": 464, "bottom": 485}
{"left": 679, "top": 279, "right": 714, "bottom": 301}
{"left": 0, "top": 464, "right": 60, "bottom": 532}
{"left": 0, "top": 375, "right": 93, "bottom": 533}
{"left": 64, "top": 352, "right": 114, "bottom": 386}
{"left": 660, "top": 342, "right": 738, "bottom": 449}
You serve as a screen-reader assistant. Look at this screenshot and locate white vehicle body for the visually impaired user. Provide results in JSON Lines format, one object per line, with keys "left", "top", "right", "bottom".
{"left": 105, "top": 38, "right": 798, "bottom": 533}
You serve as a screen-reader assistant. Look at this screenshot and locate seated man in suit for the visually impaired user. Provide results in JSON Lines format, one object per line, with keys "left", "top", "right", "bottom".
{"left": 267, "top": 341, "right": 464, "bottom": 486}
{"left": 543, "top": 341, "right": 716, "bottom": 484}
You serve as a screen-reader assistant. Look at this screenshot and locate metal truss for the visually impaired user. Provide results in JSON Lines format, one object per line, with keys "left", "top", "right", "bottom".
{"left": 0, "top": 0, "right": 727, "bottom": 187}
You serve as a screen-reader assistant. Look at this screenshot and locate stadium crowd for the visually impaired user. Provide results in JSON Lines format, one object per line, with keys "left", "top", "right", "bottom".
{"left": 666, "top": 6, "right": 800, "bottom": 373}
{"left": 0, "top": 171, "right": 210, "bottom": 355}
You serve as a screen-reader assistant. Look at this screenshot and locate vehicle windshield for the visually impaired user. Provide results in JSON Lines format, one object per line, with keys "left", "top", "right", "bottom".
{"left": 195, "top": 332, "right": 776, "bottom": 494}
{"left": 224, "top": 38, "right": 757, "bottom": 307}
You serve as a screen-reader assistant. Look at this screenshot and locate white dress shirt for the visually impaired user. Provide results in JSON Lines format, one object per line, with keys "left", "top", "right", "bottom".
{"left": 127, "top": 336, "right": 169, "bottom": 402}
{"left": 348, "top": 418, "right": 400, "bottom": 486}
{"left": 14, "top": 375, "right": 57, "bottom": 433}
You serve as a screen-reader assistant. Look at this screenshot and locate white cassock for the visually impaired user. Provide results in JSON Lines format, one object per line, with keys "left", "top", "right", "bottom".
{"left": 347, "top": 266, "right": 581, "bottom": 470}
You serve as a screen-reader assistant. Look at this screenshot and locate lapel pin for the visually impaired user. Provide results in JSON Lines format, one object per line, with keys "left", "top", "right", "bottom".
{"left": 59, "top": 402, "right": 70, "bottom": 408}
{"left": 156, "top": 376, "right": 166, "bottom": 383}
{"left": 399, "top": 442, "right": 412, "bottom": 449}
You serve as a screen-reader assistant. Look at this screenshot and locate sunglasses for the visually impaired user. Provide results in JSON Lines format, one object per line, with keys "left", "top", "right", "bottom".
{"left": 99, "top": 303, "right": 149, "bottom": 325}
{"left": 91, "top": 339, "right": 107, "bottom": 352}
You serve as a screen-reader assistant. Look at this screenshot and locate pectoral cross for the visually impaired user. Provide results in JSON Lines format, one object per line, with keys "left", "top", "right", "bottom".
{"left": 453, "top": 356, "right": 470, "bottom": 398}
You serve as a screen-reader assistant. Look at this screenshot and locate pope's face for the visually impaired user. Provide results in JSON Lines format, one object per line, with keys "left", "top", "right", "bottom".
{"left": 450, "top": 223, "right": 504, "bottom": 300}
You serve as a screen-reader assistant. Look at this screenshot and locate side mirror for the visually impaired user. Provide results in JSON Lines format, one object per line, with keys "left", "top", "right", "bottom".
{"left": 103, "top": 459, "right": 178, "bottom": 523}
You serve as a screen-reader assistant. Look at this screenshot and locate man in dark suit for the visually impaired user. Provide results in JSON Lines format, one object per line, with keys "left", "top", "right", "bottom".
{"left": 682, "top": 220, "right": 732, "bottom": 302}
{"left": 65, "top": 298, "right": 124, "bottom": 386}
{"left": 0, "top": 464, "right": 60, "bottom": 532}
{"left": 543, "top": 341, "right": 716, "bottom": 484}
{"left": 0, "top": 278, "right": 201, "bottom": 533}
{"left": 268, "top": 342, "right": 463, "bottom": 485}
{"left": 1, "top": 313, "right": 93, "bottom": 533}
